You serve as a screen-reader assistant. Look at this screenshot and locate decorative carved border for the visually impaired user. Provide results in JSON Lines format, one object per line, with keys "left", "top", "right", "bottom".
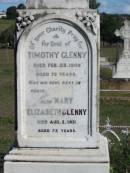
{"left": 16, "top": 15, "right": 35, "bottom": 31}
{"left": 76, "top": 11, "right": 97, "bottom": 35}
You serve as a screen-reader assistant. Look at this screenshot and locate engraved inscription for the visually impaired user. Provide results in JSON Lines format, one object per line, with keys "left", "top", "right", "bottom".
{"left": 24, "top": 21, "right": 90, "bottom": 139}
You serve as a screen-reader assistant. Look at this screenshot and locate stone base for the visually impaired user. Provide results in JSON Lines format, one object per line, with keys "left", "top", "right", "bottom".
{"left": 113, "top": 72, "right": 130, "bottom": 79}
{"left": 4, "top": 162, "right": 109, "bottom": 173}
{"left": 4, "top": 136, "right": 109, "bottom": 173}
{"left": 113, "top": 57, "right": 130, "bottom": 79}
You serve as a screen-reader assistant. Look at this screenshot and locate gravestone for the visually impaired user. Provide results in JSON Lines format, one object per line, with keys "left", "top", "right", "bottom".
{"left": 4, "top": 0, "right": 109, "bottom": 173}
{"left": 113, "top": 20, "right": 130, "bottom": 79}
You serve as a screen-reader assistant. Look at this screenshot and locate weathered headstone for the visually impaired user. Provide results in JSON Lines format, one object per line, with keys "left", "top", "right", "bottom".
{"left": 4, "top": 0, "right": 109, "bottom": 173}
{"left": 113, "top": 20, "right": 130, "bottom": 79}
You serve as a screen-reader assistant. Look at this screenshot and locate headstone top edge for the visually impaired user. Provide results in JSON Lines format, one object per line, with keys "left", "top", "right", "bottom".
{"left": 26, "top": 0, "right": 89, "bottom": 9}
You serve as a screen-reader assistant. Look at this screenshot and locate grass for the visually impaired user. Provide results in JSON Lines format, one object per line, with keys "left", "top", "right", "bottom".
{"left": 100, "top": 46, "right": 120, "bottom": 63}
{"left": 0, "top": 49, "right": 14, "bottom": 65}
{"left": 101, "top": 91, "right": 130, "bottom": 97}
{"left": 100, "top": 68, "right": 112, "bottom": 79}
{"left": 101, "top": 80, "right": 130, "bottom": 90}
{"left": 100, "top": 92, "right": 130, "bottom": 126}
{"left": 0, "top": 19, "right": 15, "bottom": 34}
{"left": 0, "top": 49, "right": 15, "bottom": 153}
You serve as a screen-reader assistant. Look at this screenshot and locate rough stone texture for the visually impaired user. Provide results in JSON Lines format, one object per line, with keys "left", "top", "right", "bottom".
{"left": 113, "top": 20, "right": 130, "bottom": 79}
{"left": 26, "top": 0, "right": 89, "bottom": 9}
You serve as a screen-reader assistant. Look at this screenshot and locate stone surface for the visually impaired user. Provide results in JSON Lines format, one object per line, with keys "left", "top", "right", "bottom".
{"left": 113, "top": 20, "right": 130, "bottom": 79}
{"left": 5, "top": 163, "right": 109, "bottom": 173}
{"left": 4, "top": 136, "right": 109, "bottom": 173}
{"left": 26, "top": 0, "right": 89, "bottom": 9}
{"left": 17, "top": 15, "right": 99, "bottom": 148}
